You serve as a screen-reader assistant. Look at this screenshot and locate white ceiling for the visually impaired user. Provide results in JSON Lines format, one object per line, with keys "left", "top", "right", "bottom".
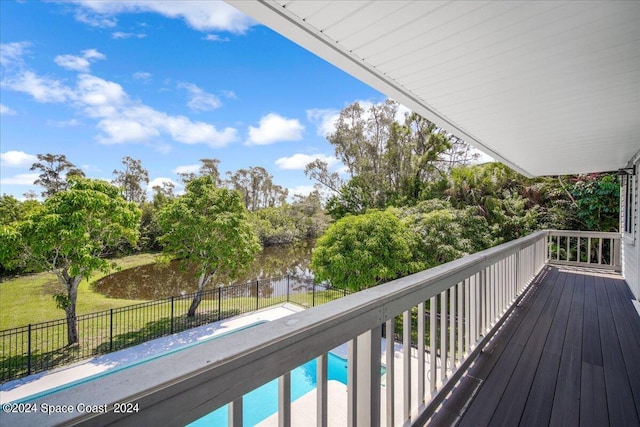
{"left": 227, "top": 0, "right": 640, "bottom": 177}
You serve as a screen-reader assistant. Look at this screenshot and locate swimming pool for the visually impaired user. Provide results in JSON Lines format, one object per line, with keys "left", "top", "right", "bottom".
{"left": 189, "top": 352, "right": 349, "bottom": 426}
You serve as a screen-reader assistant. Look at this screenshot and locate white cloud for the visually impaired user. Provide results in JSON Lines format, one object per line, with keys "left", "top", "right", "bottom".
{"left": 172, "top": 164, "right": 200, "bottom": 175}
{"left": 0, "top": 104, "right": 17, "bottom": 116}
{"left": 246, "top": 113, "right": 304, "bottom": 145}
{"left": 48, "top": 118, "right": 81, "bottom": 127}
{"left": 132, "top": 72, "right": 151, "bottom": 81}
{"left": 306, "top": 108, "right": 339, "bottom": 138}
{"left": 4, "top": 68, "right": 238, "bottom": 148}
{"left": 0, "top": 41, "right": 31, "bottom": 69}
{"left": 275, "top": 153, "right": 338, "bottom": 170}
{"left": 3, "top": 71, "right": 75, "bottom": 103}
{"left": 54, "top": 54, "right": 91, "bottom": 72}
{"left": 66, "top": 1, "right": 256, "bottom": 33}
{"left": 0, "top": 173, "right": 39, "bottom": 185}
{"left": 82, "top": 49, "right": 106, "bottom": 61}
{"left": 179, "top": 82, "right": 221, "bottom": 112}
{"left": 112, "top": 32, "right": 146, "bottom": 39}
{"left": 288, "top": 185, "right": 316, "bottom": 197}
{"left": 220, "top": 90, "right": 237, "bottom": 100}
{"left": 54, "top": 49, "right": 105, "bottom": 72}
{"left": 1, "top": 151, "right": 37, "bottom": 167}
{"left": 203, "top": 34, "right": 229, "bottom": 42}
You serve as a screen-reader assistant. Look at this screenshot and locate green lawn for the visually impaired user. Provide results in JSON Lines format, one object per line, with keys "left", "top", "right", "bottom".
{"left": 0, "top": 253, "right": 158, "bottom": 330}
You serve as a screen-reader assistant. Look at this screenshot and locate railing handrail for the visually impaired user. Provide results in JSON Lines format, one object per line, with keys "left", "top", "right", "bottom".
{"left": 546, "top": 229, "right": 620, "bottom": 239}
{"left": 10, "top": 230, "right": 549, "bottom": 426}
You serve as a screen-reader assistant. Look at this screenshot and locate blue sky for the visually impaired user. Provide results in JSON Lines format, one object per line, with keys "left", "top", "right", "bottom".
{"left": 0, "top": 0, "right": 398, "bottom": 200}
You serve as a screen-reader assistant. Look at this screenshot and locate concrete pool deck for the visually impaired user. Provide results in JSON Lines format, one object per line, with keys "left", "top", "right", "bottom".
{"left": 0, "top": 303, "right": 305, "bottom": 404}
{"left": 2, "top": 302, "right": 441, "bottom": 426}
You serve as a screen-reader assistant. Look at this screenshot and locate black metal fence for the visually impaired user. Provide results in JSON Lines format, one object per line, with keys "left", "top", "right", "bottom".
{"left": 1, "top": 275, "right": 349, "bottom": 383}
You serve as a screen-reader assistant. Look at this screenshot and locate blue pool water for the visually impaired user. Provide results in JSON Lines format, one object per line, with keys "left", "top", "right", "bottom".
{"left": 188, "top": 353, "right": 349, "bottom": 427}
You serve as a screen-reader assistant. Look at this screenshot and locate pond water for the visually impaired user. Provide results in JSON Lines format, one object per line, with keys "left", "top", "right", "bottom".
{"left": 93, "top": 240, "right": 315, "bottom": 300}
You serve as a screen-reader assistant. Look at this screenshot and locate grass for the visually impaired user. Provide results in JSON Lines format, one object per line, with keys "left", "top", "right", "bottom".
{"left": 0, "top": 255, "right": 350, "bottom": 382}
{"left": 0, "top": 253, "right": 158, "bottom": 330}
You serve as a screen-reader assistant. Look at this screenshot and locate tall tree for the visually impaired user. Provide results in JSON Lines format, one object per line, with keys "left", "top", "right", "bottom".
{"left": 227, "top": 166, "right": 288, "bottom": 211}
{"left": 112, "top": 156, "right": 149, "bottom": 204}
{"left": 0, "top": 178, "right": 140, "bottom": 344}
{"left": 306, "top": 100, "right": 467, "bottom": 215}
{"left": 178, "top": 158, "right": 222, "bottom": 186}
{"left": 158, "top": 176, "right": 260, "bottom": 316}
{"left": 30, "top": 153, "right": 85, "bottom": 198}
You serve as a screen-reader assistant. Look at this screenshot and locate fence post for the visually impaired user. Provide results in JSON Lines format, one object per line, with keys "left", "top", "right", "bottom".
{"left": 170, "top": 297, "right": 175, "bottom": 335}
{"left": 313, "top": 283, "right": 316, "bottom": 307}
{"left": 256, "top": 280, "right": 260, "bottom": 311}
{"left": 287, "top": 275, "right": 290, "bottom": 303}
{"left": 218, "top": 287, "right": 222, "bottom": 321}
{"left": 109, "top": 309, "right": 114, "bottom": 352}
{"left": 27, "top": 324, "right": 32, "bottom": 375}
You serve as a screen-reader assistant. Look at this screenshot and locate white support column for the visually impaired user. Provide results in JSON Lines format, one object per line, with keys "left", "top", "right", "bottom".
{"left": 356, "top": 327, "right": 381, "bottom": 427}
{"left": 279, "top": 373, "right": 291, "bottom": 427}
{"left": 229, "top": 398, "right": 243, "bottom": 427}
{"left": 317, "top": 353, "right": 328, "bottom": 427}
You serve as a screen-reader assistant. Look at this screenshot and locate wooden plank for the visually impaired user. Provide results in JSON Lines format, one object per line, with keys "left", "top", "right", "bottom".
{"left": 594, "top": 276, "right": 639, "bottom": 426}
{"left": 604, "top": 276, "right": 640, "bottom": 422}
{"left": 580, "top": 274, "right": 608, "bottom": 427}
{"left": 580, "top": 362, "right": 609, "bottom": 427}
{"left": 549, "top": 271, "right": 585, "bottom": 426}
{"left": 519, "top": 271, "right": 576, "bottom": 427}
{"left": 457, "top": 267, "right": 560, "bottom": 426}
{"left": 487, "top": 269, "right": 567, "bottom": 426}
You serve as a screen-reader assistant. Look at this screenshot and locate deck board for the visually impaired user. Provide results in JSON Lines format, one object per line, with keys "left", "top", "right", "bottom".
{"left": 431, "top": 266, "right": 640, "bottom": 427}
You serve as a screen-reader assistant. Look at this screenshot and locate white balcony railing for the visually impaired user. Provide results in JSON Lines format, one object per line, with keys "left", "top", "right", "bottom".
{"left": 546, "top": 230, "right": 621, "bottom": 271}
{"left": 5, "top": 230, "right": 621, "bottom": 426}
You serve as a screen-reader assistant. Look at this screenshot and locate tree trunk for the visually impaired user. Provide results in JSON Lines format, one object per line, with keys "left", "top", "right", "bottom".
{"left": 65, "top": 277, "right": 82, "bottom": 345}
{"left": 187, "top": 272, "right": 213, "bottom": 317}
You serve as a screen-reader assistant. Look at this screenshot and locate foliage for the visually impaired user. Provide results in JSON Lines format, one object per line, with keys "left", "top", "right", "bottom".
{"left": 112, "top": 156, "right": 149, "bottom": 204}
{"left": 227, "top": 166, "right": 288, "bottom": 211}
{"left": 394, "top": 200, "right": 493, "bottom": 268}
{"left": 30, "top": 153, "right": 85, "bottom": 198}
{"left": 310, "top": 210, "right": 418, "bottom": 291}
{"left": 157, "top": 175, "right": 261, "bottom": 316}
{"left": 249, "top": 192, "right": 331, "bottom": 246}
{"left": 307, "top": 100, "right": 478, "bottom": 218}
{"left": 569, "top": 173, "right": 620, "bottom": 231}
{"left": 0, "top": 178, "right": 141, "bottom": 344}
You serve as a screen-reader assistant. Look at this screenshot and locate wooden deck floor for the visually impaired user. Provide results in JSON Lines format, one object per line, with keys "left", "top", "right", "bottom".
{"left": 429, "top": 265, "right": 640, "bottom": 427}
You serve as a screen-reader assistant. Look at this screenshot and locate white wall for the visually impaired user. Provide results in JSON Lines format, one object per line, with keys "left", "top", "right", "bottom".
{"left": 622, "top": 154, "right": 640, "bottom": 300}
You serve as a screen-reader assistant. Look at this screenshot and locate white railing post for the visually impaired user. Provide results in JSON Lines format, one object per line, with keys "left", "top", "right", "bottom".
{"left": 384, "top": 320, "right": 394, "bottom": 427}
{"left": 356, "top": 327, "right": 381, "bottom": 427}
{"left": 348, "top": 338, "right": 357, "bottom": 427}
{"left": 279, "top": 373, "right": 291, "bottom": 427}
{"left": 403, "top": 310, "right": 411, "bottom": 422}
{"left": 229, "top": 398, "right": 243, "bottom": 427}
{"left": 317, "top": 353, "right": 328, "bottom": 427}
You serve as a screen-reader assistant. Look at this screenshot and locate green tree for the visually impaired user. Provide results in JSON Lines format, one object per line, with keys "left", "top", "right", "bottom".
{"left": 310, "top": 210, "right": 418, "bottom": 291}
{"left": 158, "top": 176, "right": 260, "bottom": 316}
{"left": 30, "top": 153, "right": 85, "bottom": 198}
{"left": 0, "top": 178, "right": 141, "bottom": 344}
{"left": 394, "top": 200, "right": 493, "bottom": 268}
{"left": 569, "top": 173, "right": 619, "bottom": 231}
{"left": 112, "top": 156, "right": 149, "bottom": 204}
